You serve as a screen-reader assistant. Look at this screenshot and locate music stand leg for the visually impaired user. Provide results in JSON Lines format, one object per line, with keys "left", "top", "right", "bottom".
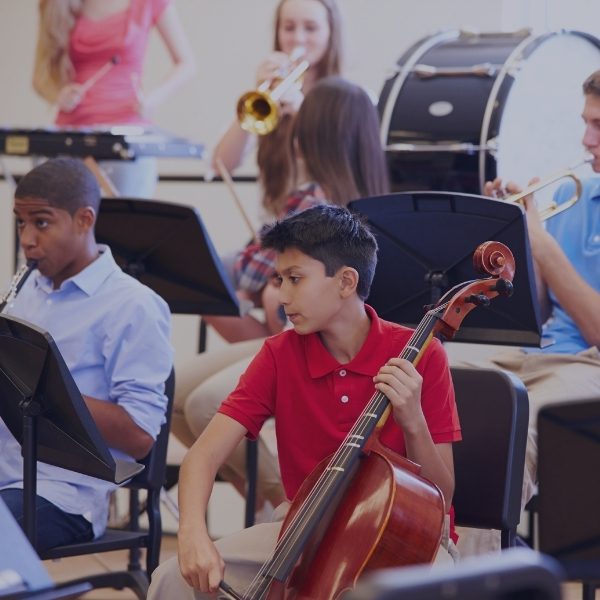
{"left": 22, "top": 407, "right": 39, "bottom": 547}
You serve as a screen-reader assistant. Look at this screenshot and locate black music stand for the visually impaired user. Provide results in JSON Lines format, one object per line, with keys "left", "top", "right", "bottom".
{"left": 349, "top": 191, "right": 543, "bottom": 346}
{"left": 0, "top": 314, "right": 144, "bottom": 547}
{"left": 95, "top": 197, "right": 240, "bottom": 316}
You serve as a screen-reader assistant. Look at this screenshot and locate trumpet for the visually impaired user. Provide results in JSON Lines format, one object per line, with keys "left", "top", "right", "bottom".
{"left": 236, "top": 48, "right": 309, "bottom": 136}
{"left": 0, "top": 260, "right": 37, "bottom": 313}
{"left": 500, "top": 156, "right": 591, "bottom": 220}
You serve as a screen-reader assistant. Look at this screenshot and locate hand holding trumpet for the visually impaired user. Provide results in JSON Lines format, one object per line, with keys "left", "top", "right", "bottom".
{"left": 483, "top": 177, "right": 529, "bottom": 200}
{"left": 483, "top": 175, "right": 541, "bottom": 218}
{"left": 238, "top": 46, "right": 309, "bottom": 135}
{"left": 484, "top": 176, "right": 548, "bottom": 254}
{"left": 256, "top": 52, "right": 304, "bottom": 115}
{"left": 255, "top": 51, "right": 294, "bottom": 86}
{"left": 483, "top": 156, "right": 587, "bottom": 223}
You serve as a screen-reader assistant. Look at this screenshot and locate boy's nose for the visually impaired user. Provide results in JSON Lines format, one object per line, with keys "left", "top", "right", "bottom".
{"left": 583, "top": 125, "right": 600, "bottom": 149}
{"left": 19, "top": 225, "right": 37, "bottom": 249}
{"left": 278, "top": 286, "right": 290, "bottom": 305}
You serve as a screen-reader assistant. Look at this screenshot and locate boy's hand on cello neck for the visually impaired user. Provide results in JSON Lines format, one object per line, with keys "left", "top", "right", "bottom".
{"left": 373, "top": 357, "right": 427, "bottom": 435}
{"left": 374, "top": 357, "right": 456, "bottom": 508}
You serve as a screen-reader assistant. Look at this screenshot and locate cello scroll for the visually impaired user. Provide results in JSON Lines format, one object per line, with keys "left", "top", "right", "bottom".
{"left": 434, "top": 241, "right": 514, "bottom": 339}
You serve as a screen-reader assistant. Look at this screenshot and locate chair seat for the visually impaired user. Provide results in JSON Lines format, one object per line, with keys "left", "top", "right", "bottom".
{"left": 42, "top": 528, "right": 150, "bottom": 560}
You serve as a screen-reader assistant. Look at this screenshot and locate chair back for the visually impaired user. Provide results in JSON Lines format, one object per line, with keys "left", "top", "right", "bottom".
{"left": 39, "top": 367, "right": 176, "bottom": 598}
{"left": 451, "top": 366, "right": 529, "bottom": 546}
{"left": 537, "top": 399, "right": 600, "bottom": 585}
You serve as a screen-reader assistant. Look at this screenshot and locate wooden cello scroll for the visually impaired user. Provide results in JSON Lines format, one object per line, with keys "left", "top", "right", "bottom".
{"left": 221, "top": 241, "right": 515, "bottom": 600}
{"left": 431, "top": 240, "right": 515, "bottom": 341}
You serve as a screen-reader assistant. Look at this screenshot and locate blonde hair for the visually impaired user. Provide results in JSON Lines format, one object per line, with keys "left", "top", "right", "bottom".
{"left": 33, "top": 0, "right": 82, "bottom": 103}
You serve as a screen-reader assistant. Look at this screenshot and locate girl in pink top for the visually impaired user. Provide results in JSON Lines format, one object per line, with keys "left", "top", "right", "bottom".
{"left": 33, "top": 0, "right": 195, "bottom": 195}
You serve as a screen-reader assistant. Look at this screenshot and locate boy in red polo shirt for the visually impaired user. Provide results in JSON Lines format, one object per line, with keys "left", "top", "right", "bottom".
{"left": 148, "top": 205, "right": 461, "bottom": 600}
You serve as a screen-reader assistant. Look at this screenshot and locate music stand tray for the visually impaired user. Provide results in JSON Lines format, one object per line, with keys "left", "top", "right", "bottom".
{"left": 349, "top": 191, "right": 543, "bottom": 347}
{"left": 95, "top": 197, "right": 240, "bottom": 316}
{"left": 0, "top": 314, "right": 144, "bottom": 544}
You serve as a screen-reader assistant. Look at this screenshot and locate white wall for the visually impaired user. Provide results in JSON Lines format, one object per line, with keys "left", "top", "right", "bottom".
{"left": 1, "top": 0, "right": 599, "bottom": 364}
{"left": 1, "top": 1, "right": 508, "bottom": 141}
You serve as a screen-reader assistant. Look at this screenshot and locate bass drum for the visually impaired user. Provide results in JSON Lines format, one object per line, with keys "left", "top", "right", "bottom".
{"left": 378, "top": 29, "right": 600, "bottom": 203}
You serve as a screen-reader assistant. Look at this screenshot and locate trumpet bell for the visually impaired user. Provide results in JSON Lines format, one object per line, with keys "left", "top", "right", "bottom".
{"left": 237, "top": 90, "right": 280, "bottom": 136}
{"left": 236, "top": 53, "right": 309, "bottom": 136}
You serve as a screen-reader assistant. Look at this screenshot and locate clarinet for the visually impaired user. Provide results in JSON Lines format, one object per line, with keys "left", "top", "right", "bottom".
{"left": 0, "top": 261, "right": 37, "bottom": 313}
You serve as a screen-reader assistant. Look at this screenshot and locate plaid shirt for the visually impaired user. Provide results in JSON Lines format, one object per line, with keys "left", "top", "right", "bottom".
{"left": 234, "top": 183, "right": 324, "bottom": 293}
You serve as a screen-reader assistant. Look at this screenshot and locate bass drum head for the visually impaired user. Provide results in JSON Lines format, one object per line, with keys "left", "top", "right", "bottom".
{"left": 379, "top": 30, "right": 600, "bottom": 203}
{"left": 496, "top": 32, "right": 599, "bottom": 206}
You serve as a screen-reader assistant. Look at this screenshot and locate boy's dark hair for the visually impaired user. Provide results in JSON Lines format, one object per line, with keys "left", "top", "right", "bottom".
{"left": 15, "top": 157, "right": 101, "bottom": 215}
{"left": 583, "top": 70, "right": 600, "bottom": 97}
{"left": 261, "top": 204, "right": 378, "bottom": 300}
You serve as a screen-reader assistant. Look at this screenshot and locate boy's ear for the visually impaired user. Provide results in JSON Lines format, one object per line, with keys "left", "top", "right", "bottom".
{"left": 338, "top": 266, "right": 359, "bottom": 297}
{"left": 75, "top": 206, "right": 97, "bottom": 232}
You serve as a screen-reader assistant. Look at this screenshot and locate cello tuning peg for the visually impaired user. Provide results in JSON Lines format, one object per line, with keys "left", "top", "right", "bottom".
{"left": 492, "top": 279, "right": 514, "bottom": 297}
{"left": 465, "top": 294, "right": 491, "bottom": 307}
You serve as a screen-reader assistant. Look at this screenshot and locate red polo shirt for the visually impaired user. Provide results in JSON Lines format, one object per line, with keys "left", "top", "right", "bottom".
{"left": 220, "top": 304, "right": 461, "bottom": 500}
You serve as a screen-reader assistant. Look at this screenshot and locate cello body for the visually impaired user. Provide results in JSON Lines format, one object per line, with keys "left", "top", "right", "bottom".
{"left": 266, "top": 436, "right": 445, "bottom": 600}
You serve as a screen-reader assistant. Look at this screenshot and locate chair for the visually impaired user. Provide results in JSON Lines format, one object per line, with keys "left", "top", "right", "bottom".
{"left": 450, "top": 366, "right": 529, "bottom": 548}
{"left": 168, "top": 343, "right": 262, "bottom": 529}
{"left": 536, "top": 399, "right": 600, "bottom": 600}
{"left": 346, "top": 548, "right": 563, "bottom": 600}
{"left": 242, "top": 367, "right": 530, "bottom": 537}
{"left": 39, "top": 369, "right": 176, "bottom": 600}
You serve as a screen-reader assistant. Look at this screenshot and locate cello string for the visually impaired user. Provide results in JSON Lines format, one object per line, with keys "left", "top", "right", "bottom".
{"left": 242, "top": 308, "right": 443, "bottom": 597}
{"left": 264, "top": 310, "right": 442, "bottom": 552}
{"left": 248, "top": 309, "right": 442, "bottom": 594}
{"left": 262, "top": 313, "right": 439, "bottom": 575}
{"left": 243, "top": 239, "right": 516, "bottom": 595}
{"left": 242, "top": 309, "right": 444, "bottom": 598}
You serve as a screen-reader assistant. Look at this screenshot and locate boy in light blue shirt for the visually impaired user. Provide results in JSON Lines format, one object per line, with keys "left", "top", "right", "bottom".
{"left": 1, "top": 157, "right": 173, "bottom": 552}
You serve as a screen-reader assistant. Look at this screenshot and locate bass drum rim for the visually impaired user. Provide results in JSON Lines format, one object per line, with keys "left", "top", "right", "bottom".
{"left": 379, "top": 29, "right": 600, "bottom": 195}
{"left": 479, "top": 29, "right": 600, "bottom": 193}
{"left": 378, "top": 28, "right": 462, "bottom": 147}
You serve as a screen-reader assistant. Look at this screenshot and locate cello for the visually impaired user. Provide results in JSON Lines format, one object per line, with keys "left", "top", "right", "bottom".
{"left": 221, "top": 241, "right": 515, "bottom": 600}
